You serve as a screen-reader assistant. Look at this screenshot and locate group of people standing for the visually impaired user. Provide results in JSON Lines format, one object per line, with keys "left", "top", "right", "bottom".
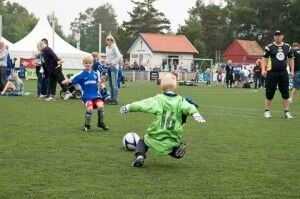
{"left": 0, "top": 40, "right": 23, "bottom": 96}
{"left": 35, "top": 38, "right": 69, "bottom": 101}
{"left": 222, "top": 30, "right": 299, "bottom": 119}
{"left": 34, "top": 34, "right": 123, "bottom": 104}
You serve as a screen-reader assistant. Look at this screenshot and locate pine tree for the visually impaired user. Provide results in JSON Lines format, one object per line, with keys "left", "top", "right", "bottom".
{"left": 123, "top": 0, "right": 171, "bottom": 35}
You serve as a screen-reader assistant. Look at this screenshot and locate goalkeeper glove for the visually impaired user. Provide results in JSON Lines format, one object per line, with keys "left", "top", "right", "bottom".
{"left": 192, "top": 113, "right": 206, "bottom": 123}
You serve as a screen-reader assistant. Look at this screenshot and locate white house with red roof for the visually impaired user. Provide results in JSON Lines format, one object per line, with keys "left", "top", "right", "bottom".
{"left": 127, "top": 33, "right": 198, "bottom": 71}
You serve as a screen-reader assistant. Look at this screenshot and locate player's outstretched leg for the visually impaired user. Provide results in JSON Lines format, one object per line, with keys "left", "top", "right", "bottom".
{"left": 97, "top": 110, "right": 109, "bottom": 130}
{"left": 169, "top": 142, "right": 186, "bottom": 159}
{"left": 132, "top": 139, "right": 148, "bottom": 167}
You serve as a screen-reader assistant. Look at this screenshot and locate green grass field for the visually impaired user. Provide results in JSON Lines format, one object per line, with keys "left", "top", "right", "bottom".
{"left": 0, "top": 80, "right": 299, "bottom": 198}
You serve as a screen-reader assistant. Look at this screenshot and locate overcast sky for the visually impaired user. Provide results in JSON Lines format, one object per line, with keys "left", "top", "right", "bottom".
{"left": 9, "top": 0, "right": 223, "bottom": 35}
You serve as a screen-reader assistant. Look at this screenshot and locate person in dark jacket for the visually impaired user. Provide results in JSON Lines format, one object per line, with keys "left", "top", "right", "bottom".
{"left": 38, "top": 40, "right": 69, "bottom": 101}
{"left": 225, "top": 60, "right": 234, "bottom": 88}
{"left": 253, "top": 59, "right": 262, "bottom": 89}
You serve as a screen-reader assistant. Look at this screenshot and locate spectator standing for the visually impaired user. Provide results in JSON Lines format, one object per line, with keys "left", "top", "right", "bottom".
{"left": 5, "top": 45, "right": 13, "bottom": 79}
{"left": 289, "top": 42, "right": 300, "bottom": 103}
{"left": 205, "top": 67, "right": 211, "bottom": 86}
{"left": 39, "top": 40, "right": 69, "bottom": 101}
{"left": 106, "top": 35, "right": 122, "bottom": 105}
{"left": 253, "top": 59, "right": 262, "bottom": 89}
{"left": 35, "top": 43, "right": 47, "bottom": 98}
{"left": 225, "top": 60, "right": 234, "bottom": 88}
{"left": 0, "top": 40, "right": 8, "bottom": 91}
{"left": 261, "top": 30, "right": 294, "bottom": 119}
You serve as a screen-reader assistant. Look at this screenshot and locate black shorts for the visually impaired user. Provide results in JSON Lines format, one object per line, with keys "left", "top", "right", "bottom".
{"left": 265, "top": 71, "right": 289, "bottom": 100}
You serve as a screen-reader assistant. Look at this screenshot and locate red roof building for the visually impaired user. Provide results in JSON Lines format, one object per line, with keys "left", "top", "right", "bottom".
{"left": 127, "top": 33, "right": 198, "bottom": 70}
{"left": 223, "top": 39, "right": 263, "bottom": 64}
{"left": 138, "top": 33, "right": 198, "bottom": 54}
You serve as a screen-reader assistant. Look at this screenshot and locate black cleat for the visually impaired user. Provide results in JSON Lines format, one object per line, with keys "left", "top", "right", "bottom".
{"left": 84, "top": 124, "right": 91, "bottom": 132}
{"left": 132, "top": 155, "right": 144, "bottom": 167}
{"left": 97, "top": 123, "right": 109, "bottom": 130}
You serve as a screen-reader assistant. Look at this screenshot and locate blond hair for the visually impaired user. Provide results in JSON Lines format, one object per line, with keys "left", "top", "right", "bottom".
{"left": 160, "top": 73, "right": 177, "bottom": 92}
{"left": 292, "top": 42, "right": 300, "bottom": 48}
{"left": 106, "top": 35, "right": 116, "bottom": 44}
{"left": 37, "top": 40, "right": 47, "bottom": 50}
{"left": 91, "top": 52, "right": 99, "bottom": 59}
{"left": 82, "top": 56, "right": 93, "bottom": 64}
{"left": 12, "top": 72, "right": 19, "bottom": 79}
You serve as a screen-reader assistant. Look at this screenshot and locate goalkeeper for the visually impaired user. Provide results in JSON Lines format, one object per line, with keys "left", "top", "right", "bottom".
{"left": 120, "top": 73, "right": 206, "bottom": 167}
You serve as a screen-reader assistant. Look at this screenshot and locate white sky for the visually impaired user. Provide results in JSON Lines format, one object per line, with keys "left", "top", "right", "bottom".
{"left": 9, "top": 0, "right": 222, "bottom": 35}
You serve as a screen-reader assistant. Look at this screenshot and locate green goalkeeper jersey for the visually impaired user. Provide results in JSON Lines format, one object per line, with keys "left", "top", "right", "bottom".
{"left": 128, "top": 93, "right": 198, "bottom": 155}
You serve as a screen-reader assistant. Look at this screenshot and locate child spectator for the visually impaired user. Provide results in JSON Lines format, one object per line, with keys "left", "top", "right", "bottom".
{"left": 205, "top": 67, "right": 211, "bottom": 86}
{"left": 118, "top": 61, "right": 126, "bottom": 88}
{"left": 0, "top": 72, "right": 24, "bottom": 96}
{"left": 120, "top": 73, "right": 206, "bottom": 167}
{"left": 62, "top": 56, "right": 108, "bottom": 132}
{"left": 99, "top": 74, "right": 111, "bottom": 103}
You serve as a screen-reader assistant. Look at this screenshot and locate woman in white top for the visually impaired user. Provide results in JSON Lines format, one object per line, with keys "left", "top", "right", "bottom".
{"left": 105, "top": 35, "right": 122, "bottom": 104}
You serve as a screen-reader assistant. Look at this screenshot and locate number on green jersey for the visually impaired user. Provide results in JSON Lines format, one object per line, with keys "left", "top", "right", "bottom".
{"left": 161, "top": 110, "right": 176, "bottom": 130}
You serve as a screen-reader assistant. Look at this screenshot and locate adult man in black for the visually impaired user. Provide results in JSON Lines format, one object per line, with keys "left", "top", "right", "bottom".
{"left": 289, "top": 42, "right": 300, "bottom": 103}
{"left": 261, "top": 30, "right": 294, "bottom": 119}
{"left": 225, "top": 60, "right": 234, "bottom": 88}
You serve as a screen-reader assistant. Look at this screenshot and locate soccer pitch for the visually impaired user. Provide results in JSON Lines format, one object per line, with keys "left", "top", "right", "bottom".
{"left": 0, "top": 81, "right": 299, "bottom": 198}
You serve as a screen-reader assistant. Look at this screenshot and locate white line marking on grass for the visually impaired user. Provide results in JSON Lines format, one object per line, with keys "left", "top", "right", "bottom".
{"left": 199, "top": 105, "right": 300, "bottom": 122}
{"left": 182, "top": 90, "right": 260, "bottom": 94}
{"left": 205, "top": 111, "right": 300, "bottom": 122}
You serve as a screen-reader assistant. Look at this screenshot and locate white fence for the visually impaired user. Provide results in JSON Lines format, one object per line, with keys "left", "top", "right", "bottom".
{"left": 123, "top": 71, "right": 209, "bottom": 82}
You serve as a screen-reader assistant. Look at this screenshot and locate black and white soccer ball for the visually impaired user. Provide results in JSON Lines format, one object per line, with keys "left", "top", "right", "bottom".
{"left": 122, "top": 132, "right": 140, "bottom": 151}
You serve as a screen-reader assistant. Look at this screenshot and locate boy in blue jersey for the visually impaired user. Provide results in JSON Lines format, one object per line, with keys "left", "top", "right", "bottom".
{"left": 62, "top": 56, "right": 108, "bottom": 132}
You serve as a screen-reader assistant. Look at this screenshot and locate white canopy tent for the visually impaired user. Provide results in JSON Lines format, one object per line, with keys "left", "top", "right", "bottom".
{"left": 10, "top": 16, "right": 89, "bottom": 69}
{"left": 0, "top": 36, "right": 13, "bottom": 46}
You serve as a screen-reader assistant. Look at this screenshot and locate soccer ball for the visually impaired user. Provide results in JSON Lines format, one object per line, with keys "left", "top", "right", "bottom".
{"left": 122, "top": 132, "right": 140, "bottom": 151}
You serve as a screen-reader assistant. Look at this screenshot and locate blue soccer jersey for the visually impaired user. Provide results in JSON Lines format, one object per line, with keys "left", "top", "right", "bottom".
{"left": 71, "top": 70, "right": 102, "bottom": 103}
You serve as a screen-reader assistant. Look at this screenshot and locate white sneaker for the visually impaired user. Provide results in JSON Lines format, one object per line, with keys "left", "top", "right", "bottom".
{"left": 284, "top": 112, "right": 293, "bottom": 119}
{"left": 63, "top": 92, "right": 73, "bottom": 100}
{"left": 263, "top": 111, "right": 271, "bottom": 118}
{"left": 45, "top": 96, "right": 55, "bottom": 101}
{"left": 288, "top": 98, "right": 293, "bottom": 104}
{"left": 38, "top": 95, "right": 47, "bottom": 99}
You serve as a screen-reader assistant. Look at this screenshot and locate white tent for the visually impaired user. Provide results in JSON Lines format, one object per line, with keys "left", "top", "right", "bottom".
{"left": 0, "top": 36, "right": 13, "bottom": 46}
{"left": 10, "top": 16, "right": 89, "bottom": 69}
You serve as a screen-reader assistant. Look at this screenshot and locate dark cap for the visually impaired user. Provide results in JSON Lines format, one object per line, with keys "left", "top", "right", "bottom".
{"left": 41, "top": 38, "right": 48, "bottom": 45}
{"left": 274, "top": 30, "right": 283, "bottom": 36}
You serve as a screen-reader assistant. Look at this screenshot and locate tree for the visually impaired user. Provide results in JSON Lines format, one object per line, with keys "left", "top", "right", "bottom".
{"left": 91, "top": 3, "right": 119, "bottom": 53}
{"left": 47, "top": 13, "right": 69, "bottom": 42}
{"left": 189, "top": 0, "right": 228, "bottom": 58}
{"left": 178, "top": 18, "right": 206, "bottom": 57}
{"left": 1, "top": 1, "right": 37, "bottom": 43}
{"left": 286, "top": 0, "right": 300, "bottom": 42}
{"left": 70, "top": 3, "right": 119, "bottom": 53}
{"left": 123, "top": 0, "right": 171, "bottom": 35}
{"left": 226, "top": 0, "right": 295, "bottom": 46}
